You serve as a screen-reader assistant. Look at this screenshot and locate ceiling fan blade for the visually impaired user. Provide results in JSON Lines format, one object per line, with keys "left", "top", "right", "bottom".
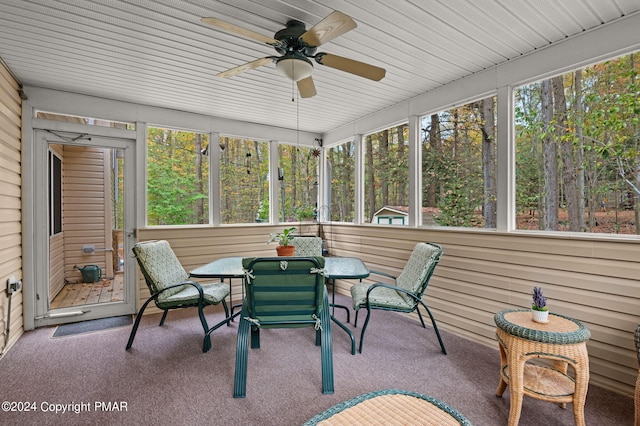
{"left": 217, "top": 57, "right": 274, "bottom": 78}
{"left": 300, "top": 11, "right": 356, "bottom": 47}
{"left": 315, "top": 53, "right": 386, "bottom": 81}
{"left": 297, "top": 76, "right": 317, "bottom": 98}
{"left": 201, "top": 17, "right": 282, "bottom": 47}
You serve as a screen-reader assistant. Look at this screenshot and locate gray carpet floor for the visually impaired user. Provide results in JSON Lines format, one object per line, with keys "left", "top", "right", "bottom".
{"left": 0, "top": 294, "right": 633, "bottom": 425}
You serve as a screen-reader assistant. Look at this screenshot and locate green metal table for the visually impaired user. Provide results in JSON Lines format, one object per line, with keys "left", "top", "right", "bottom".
{"left": 190, "top": 256, "right": 369, "bottom": 355}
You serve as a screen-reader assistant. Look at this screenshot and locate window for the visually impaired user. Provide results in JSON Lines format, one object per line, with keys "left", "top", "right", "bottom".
{"left": 36, "top": 110, "right": 135, "bottom": 130}
{"left": 49, "top": 150, "right": 62, "bottom": 235}
{"left": 327, "top": 140, "right": 355, "bottom": 222}
{"left": 363, "top": 124, "right": 410, "bottom": 223}
{"left": 278, "top": 144, "right": 319, "bottom": 222}
{"left": 220, "top": 136, "right": 269, "bottom": 224}
{"left": 515, "top": 52, "right": 638, "bottom": 234}
{"left": 146, "top": 126, "right": 209, "bottom": 225}
{"left": 421, "top": 97, "right": 497, "bottom": 228}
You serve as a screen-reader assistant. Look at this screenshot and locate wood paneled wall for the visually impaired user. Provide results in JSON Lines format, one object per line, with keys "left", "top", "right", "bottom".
{"left": 62, "top": 146, "right": 111, "bottom": 283}
{"left": 0, "top": 62, "right": 23, "bottom": 353}
{"left": 137, "top": 223, "right": 639, "bottom": 397}
{"left": 326, "top": 224, "right": 640, "bottom": 397}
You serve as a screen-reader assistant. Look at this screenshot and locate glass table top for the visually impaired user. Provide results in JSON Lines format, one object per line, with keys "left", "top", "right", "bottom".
{"left": 190, "top": 256, "right": 369, "bottom": 280}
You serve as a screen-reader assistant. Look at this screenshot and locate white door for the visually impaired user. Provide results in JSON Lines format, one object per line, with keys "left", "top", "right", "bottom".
{"left": 32, "top": 130, "right": 136, "bottom": 327}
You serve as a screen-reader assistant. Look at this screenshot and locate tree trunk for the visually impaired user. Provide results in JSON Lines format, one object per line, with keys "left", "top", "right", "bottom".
{"left": 221, "top": 138, "right": 230, "bottom": 222}
{"left": 195, "top": 133, "right": 204, "bottom": 223}
{"left": 541, "top": 79, "right": 558, "bottom": 230}
{"left": 553, "top": 75, "right": 580, "bottom": 231}
{"left": 341, "top": 144, "right": 350, "bottom": 221}
{"left": 291, "top": 146, "right": 298, "bottom": 216}
{"left": 574, "top": 69, "right": 586, "bottom": 231}
{"left": 380, "top": 130, "right": 389, "bottom": 206}
{"left": 452, "top": 109, "right": 459, "bottom": 162}
{"left": 397, "top": 126, "right": 407, "bottom": 206}
{"left": 253, "top": 140, "right": 263, "bottom": 222}
{"left": 427, "top": 114, "right": 439, "bottom": 207}
{"left": 480, "top": 98, "right": 497, "bottom": 228}
{"left": 630, "top": 54, "right": 640, "bottom": 235}
{"left": 366, "top": 137, "right": 375, "bottom": 221}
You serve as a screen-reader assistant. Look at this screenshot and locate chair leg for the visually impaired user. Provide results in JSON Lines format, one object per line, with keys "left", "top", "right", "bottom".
{"left": 250, "top": 325, "right": 260, "bottom": 349}
{"left": 125, "top": 296, "right": 157, "bottom": 350}
{"left": 196, "top": 304, "right": 212, "bottom": 353}
{"left": 419, "top": 301, "right": 447, "bottom": 355}
{"left": 358, "top": 305, "right": 373, "bottom": 354}
{"left": 354, "top": 310, "right": 359, "bottom": 328}
{"left": 221, "top": 299, "right": 230, "bottom": 325}
{"left": 415, "top": 306, "right": 427, "bottom": 328}
{"left": 321, "top": 290, "right": 334, "bottom": 394}
{"left": 204, "top": 307, "right": 243, "bottom": 351}
{"left": 233, "top": 304, "right": 250, "bottom": 398}
{"left": 158, "top": 310, "right": 169, "bottom": 326}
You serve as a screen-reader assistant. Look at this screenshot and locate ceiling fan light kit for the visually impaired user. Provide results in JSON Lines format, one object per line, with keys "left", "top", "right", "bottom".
{"left": 202, "top": 11, "right": 385, "bottom": 97}
{"left": 276, "top": 54, "right": 313, "bottom": 82}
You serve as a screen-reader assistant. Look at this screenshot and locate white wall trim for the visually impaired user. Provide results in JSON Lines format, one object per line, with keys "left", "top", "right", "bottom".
{"left": 23, "top": 86, "right": 321, "bottom": 145}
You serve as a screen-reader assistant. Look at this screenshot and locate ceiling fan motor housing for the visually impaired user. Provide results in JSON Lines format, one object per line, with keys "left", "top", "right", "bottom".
{"left": 274, "top": 20, "right": 317, "bottom": 56}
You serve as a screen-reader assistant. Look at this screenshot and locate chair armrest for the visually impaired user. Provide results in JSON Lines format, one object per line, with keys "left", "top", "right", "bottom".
{"left": 151, "top": 281, "right": 204, "bottom": 299}
{"left": 369, "top": 269, "right": 397, "bottom": 281}
{"left": 365, "top": 282, "right": 417, "bottom": 301}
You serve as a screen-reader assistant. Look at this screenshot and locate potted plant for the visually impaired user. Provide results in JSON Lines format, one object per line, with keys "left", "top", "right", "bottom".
{"left": 267, "top": 227, "right": 297, "bottom": 256}
{"left": 531, "top": 286, "right": 549, "bottom": 323}
{"left": 296, "top": 206, "right": 316, "bottom": 222}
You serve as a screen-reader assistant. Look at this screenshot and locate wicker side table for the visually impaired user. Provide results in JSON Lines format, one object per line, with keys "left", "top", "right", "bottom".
{"left": 494, "top": 309, "right": 591, "bottom": 426}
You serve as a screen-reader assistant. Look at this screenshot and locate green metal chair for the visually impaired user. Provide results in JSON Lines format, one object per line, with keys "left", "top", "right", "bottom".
{"left": 351, "top": 242, "right": 447, "bottom": 355}
{"left": 127, "top": 240, "right": 231, "bottom": 353}
{"left": 233, "top": 256, "right": 333, "bottom": 398}
{"left": 292, "top": 236, "right": 350, "bottom": 322}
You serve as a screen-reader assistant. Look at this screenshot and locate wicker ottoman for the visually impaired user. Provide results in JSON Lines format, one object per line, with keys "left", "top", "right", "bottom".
{"left": 303, "top": 389, "right": 472, "bottom": 425}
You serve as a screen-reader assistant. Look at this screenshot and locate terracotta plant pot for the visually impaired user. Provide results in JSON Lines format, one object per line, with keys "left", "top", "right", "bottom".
{"left": 276, "top": 245, "right": 295, "bottom": 256}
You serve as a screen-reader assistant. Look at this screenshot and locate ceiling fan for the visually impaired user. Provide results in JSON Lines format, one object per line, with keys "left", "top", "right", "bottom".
{"left": 201, "top": 11, "right": 386, "bottom": 98}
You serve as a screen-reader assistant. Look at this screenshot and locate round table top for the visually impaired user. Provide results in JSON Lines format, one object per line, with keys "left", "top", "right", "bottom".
{"left": 494, "top": 309, "right": 590, "bottom": 344}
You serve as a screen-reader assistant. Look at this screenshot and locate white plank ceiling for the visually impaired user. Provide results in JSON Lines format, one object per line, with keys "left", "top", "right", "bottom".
{"left": 1, "top": 0, "right": 639, "bottom": 134}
